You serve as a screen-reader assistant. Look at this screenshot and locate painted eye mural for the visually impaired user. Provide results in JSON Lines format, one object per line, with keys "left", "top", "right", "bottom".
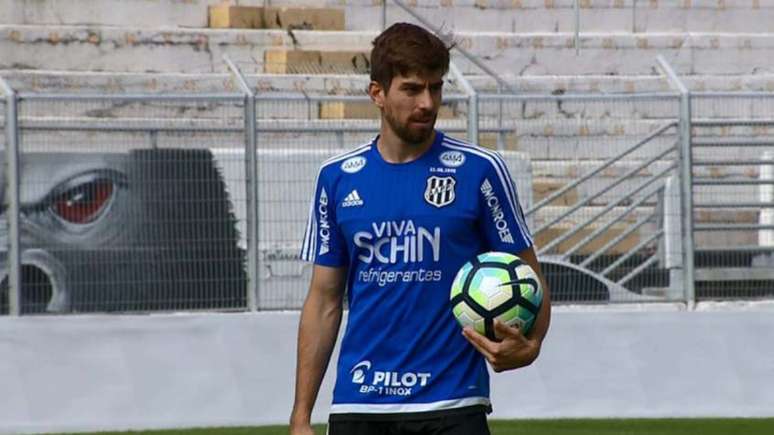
{"left": 50, "top": 175, "right": 116, "bottom": 224}
{"left": 0, "top": 149, "right": 247, "bottom": 314}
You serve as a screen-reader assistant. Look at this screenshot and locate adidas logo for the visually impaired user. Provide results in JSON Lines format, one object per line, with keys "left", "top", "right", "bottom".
{"left": 342, "top": 190, "right": 364, "bottom": 207}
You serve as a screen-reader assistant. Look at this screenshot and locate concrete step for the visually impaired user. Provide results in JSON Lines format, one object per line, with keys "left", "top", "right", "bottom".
{"left": 10, "top": 69, "right": 774, "bottom": 96}
{"left": 355, "top": 0, "right": 774, "bottom": 33}
{"left": 0, "top": 0, "right": 229, "bottom": 28}
{"left": 471, "top": 74, "right": 774, "bottom": 93}
{"left": 532, "top": 220, "right": 645, "bottom": 256}
{"left": 533, "top": 203, "right": 763, "bottom": 254}
{"left": 209, "top": 5, "right": 344, "bottom": 31}
{"left": 9, "top": 70, "right": 774, "bottom": 100}
{"left": 5, "top": 0, "right": 774, "bottom": 33}
{"left": 533, "top": 177, "right": 580, "bottom": 206}
{"left": 9, "top": 73, "right": 774, "bottom": 128}
{"left": 317, "top": 101, "right": 459, "bottom": 119}
{"left": 7, "top": 107, "right": 771, "bottom": 164}
{"left": 0, "top": 69, "right": 379, "bottom": 96}
{"left": 532, "top": 158, "right": 771, "bottom": 207}
{"left": 6, "top": 26, "right": 774, "bottom": 75}
{"left": 531, "top": 204, "right": 657, "bottom": 256}
{"left": 264, "top": 49, "right": 370, "bottom": 74}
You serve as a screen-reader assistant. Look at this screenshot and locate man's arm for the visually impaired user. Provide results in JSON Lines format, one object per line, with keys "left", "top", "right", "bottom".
{"left": 289, "top": 265, "right": 348, "bottom": 434}
{"left": 462, "top": 246, "right": 551, "bottom": 372}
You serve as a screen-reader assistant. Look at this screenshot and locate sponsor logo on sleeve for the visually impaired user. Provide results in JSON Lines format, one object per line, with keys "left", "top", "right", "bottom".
{"left": 480, "top": 178, "right": 515, "bottom": 244}
{"left": 318, "top": 188, "right": 331, "bottom": 255}
{"left": 439, "top": 150, "right": 466, "bottom": 168}
{"left": 341, "top": 156, "right": 367, "bottom": 174}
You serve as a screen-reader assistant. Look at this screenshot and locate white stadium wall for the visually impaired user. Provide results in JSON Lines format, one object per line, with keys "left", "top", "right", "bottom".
{"left": 1, "top": 305, "right": 774, "bottom": 434}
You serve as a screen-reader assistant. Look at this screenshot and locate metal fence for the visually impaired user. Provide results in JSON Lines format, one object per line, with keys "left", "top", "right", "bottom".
{"left": 691, "top": 92, "right": 774, "bottom": 300}
{"left": 1, "top": 92, "right": 250, "bottom": 314}
{"left": 2, "top": 59, "right": 774, "bottom": 315}
{"left": 478, "top": 92, "right": 683, "bottom": 303}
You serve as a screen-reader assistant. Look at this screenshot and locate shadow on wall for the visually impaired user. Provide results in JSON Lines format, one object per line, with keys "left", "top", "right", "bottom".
{"left": 0, "top": 149, "right": 247, "bottom": 314}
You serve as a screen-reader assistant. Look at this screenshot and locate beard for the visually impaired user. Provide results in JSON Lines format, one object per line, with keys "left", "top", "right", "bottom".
{"left": 383, "top": 107, "right": 437, "bottom": 146}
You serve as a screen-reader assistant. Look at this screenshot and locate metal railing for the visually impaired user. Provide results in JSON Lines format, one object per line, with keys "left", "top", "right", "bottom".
{"left": 689, "top": 93, "right": 774, "bottom": 300}
{"left": 3, "top": 55, "right": 774, "bottom": 314}
{"left": 473, "top": 88, "right": 681, "bottom": 303}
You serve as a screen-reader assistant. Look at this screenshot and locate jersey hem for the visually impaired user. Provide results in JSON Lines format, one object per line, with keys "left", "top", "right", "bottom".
{"left": 329, "top": 397, "right": 490, "bottom": 416}
{"left": 329, "top": 403, "right": 491, "bottom": 422}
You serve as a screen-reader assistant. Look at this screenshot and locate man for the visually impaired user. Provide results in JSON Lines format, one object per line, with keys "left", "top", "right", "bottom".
{"left": 290, "top": 22, "right": 551, "bottom": 435}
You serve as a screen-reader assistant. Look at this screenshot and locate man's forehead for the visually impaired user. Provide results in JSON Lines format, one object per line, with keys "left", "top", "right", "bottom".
{"left": 394, "top": 71, "right": 445, "bottom": 85}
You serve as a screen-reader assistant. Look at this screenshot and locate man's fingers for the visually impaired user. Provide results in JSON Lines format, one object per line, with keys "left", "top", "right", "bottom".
{"left": 493, "top": 319, "right": 524, "bottom": 340}
{"left": 462, "top": 327, "right": 496, "bottom": 361}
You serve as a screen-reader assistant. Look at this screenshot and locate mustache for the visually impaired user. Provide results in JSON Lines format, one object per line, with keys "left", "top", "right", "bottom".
{"left": 409, "top": 112, "right": 437, "bottom": 122}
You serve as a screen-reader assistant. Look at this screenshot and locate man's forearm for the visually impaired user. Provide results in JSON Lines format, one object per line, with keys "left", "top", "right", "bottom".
{"left": 290, "top": 292, "right": 343, "bottom": 424}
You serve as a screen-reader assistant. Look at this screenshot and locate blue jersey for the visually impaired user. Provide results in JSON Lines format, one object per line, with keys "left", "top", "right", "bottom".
{"left": 301, "top": 131, "right": 533, "bottom": 416}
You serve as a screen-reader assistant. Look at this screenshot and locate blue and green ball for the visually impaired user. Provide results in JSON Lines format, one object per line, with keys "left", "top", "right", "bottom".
{"left": 450, "top": 251, "right": 543, "bottom": 341}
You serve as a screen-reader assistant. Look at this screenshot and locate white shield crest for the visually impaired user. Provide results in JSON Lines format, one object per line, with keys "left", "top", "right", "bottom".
{"left": 424, "top": 176, "right": 456, "bottom": 208}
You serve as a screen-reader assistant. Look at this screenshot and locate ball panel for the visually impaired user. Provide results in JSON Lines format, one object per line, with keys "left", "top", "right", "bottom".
{"left": 475, "top": 317, "right": 488, "bottom": 337}
{"left": 453, "top": 302, "right": 484, "bottom": 330}
{"left": 477, "top": 251, "right": 518, "bottom": 264}
{"left": 514, "top": 263, "right": 543, "bottom": 314}
{"left": 468, "top": 267, "right": 512, "bottom": 310}
{"left": 498, "top": 305, "right": 528, "bottom": 331}
{"left": 450, "top": 262, "right": 473, "bottom": 300}
{"left": 520, "top": 282, "right": 542, "bottom": 307}
{"left": 469, "top": 267, "right": 513, "bottom": 310}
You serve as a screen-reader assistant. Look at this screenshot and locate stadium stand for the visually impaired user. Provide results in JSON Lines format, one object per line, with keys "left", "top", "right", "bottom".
{"left": 2, "top": 0, "right": 774, "bottom": 306}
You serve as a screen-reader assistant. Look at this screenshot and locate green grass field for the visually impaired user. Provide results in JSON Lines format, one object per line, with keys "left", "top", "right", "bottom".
{"left": 55, "top": 418, "right": 774, "bottom": 435}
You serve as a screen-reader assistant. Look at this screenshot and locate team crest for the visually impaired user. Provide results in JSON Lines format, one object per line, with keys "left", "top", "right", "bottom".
{"left": 424, "top": 176, "right": 456, "bottom": 208}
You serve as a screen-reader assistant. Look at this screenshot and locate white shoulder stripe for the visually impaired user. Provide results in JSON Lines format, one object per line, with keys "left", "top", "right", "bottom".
{"left": 441, "top": 138, "right": 533, "bottom": 246}
{"left": 319, "top": 141, "right": 372, "bottom": 169}
{"left": 301, "top": 140, "right": 373, "bottom": 261}
{"left": 443, "top": 136, "right": 524, "bottom": 213}
{"left": 301, "top": 201, "right": 316, "bottom": 261}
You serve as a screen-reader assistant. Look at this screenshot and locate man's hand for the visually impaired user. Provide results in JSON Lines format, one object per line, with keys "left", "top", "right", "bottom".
{"left": 289, "top": 421, "right": 316, "bottom": 435}
{"left": 462, "top": 320, "right": 541, "bottom": 372}
{"left": 289, "top": 411, "right": 316, "bottom": 435}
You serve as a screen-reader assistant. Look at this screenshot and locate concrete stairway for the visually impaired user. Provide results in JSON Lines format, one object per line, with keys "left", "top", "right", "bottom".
{"left": 5, "top": 0, "right": 774, "bottom": 33}
{"left": 2, "top": 0, "right": 773, "bottom": 268}
{"left": 7, "top": 25, "right": 774, "bottom": 76}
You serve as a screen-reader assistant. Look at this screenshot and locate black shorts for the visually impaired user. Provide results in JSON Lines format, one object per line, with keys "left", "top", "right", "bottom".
{"left": 327, "top": 410, "right": 491, "bottom": 435}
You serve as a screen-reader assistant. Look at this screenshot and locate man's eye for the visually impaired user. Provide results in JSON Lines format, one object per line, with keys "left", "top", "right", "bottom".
{"left": 51, "top": 179, "right": 114, "bottom": 224}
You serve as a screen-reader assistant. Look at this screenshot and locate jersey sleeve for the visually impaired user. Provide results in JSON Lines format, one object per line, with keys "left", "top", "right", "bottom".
{"left": 477, "top": 153, "right": 534, "bottom": 253}
{"left": 300, "top": 169, "right": 348, "bottom": 267}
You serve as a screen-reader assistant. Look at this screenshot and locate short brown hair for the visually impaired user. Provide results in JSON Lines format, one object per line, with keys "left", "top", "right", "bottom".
{"left": 370, "top": 23, "right": 451, "bottom": 91}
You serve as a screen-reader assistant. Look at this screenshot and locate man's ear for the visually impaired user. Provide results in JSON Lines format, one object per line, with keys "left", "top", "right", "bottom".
{"left": 368, "top": 81, "right": 385, "bottom": 109}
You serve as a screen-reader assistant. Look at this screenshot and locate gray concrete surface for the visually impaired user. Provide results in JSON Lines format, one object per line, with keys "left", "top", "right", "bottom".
{"left": 1, "top": 305, "right": 773, "bottom": 433}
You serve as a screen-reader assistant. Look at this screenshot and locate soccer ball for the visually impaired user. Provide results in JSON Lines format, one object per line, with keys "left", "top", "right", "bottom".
{"left": 450, "top": 251, "right": 543, "bottom": 341}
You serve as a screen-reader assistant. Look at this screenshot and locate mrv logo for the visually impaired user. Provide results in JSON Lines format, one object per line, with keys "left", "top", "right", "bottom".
{"left": 480, "top": 179, "right": 515, "bottom": 244}
{"left": 354, "top": 220, "right": 440, "bottom": 264}
{"left": 351, "top": 360, "right": 431, "bottom": 397}
{"left": 318, "top": 188, "right": 331, "bottom": 255}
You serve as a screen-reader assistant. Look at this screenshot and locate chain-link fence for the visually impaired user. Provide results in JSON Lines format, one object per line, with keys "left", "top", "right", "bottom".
{"left": 476, "top": 93, "right": 683, "bottom": 303}
{"left": 3, "top": 62, "right": 774, "bottom": 314}
{"left": 1, "top": 90, "right": 250, "bottom": 314}
{"left": 691, "top": 93, "right": 774, "bottom": 300}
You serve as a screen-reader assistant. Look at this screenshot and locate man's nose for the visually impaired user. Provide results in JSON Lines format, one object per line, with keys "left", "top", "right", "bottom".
{"left": 416, "top": 89, "right": 434, "bottom": 111}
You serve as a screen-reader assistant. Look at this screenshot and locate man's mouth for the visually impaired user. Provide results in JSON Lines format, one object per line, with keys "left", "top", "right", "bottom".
{"left": 410, "top": 117, "right": 434, "bottom": 125}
